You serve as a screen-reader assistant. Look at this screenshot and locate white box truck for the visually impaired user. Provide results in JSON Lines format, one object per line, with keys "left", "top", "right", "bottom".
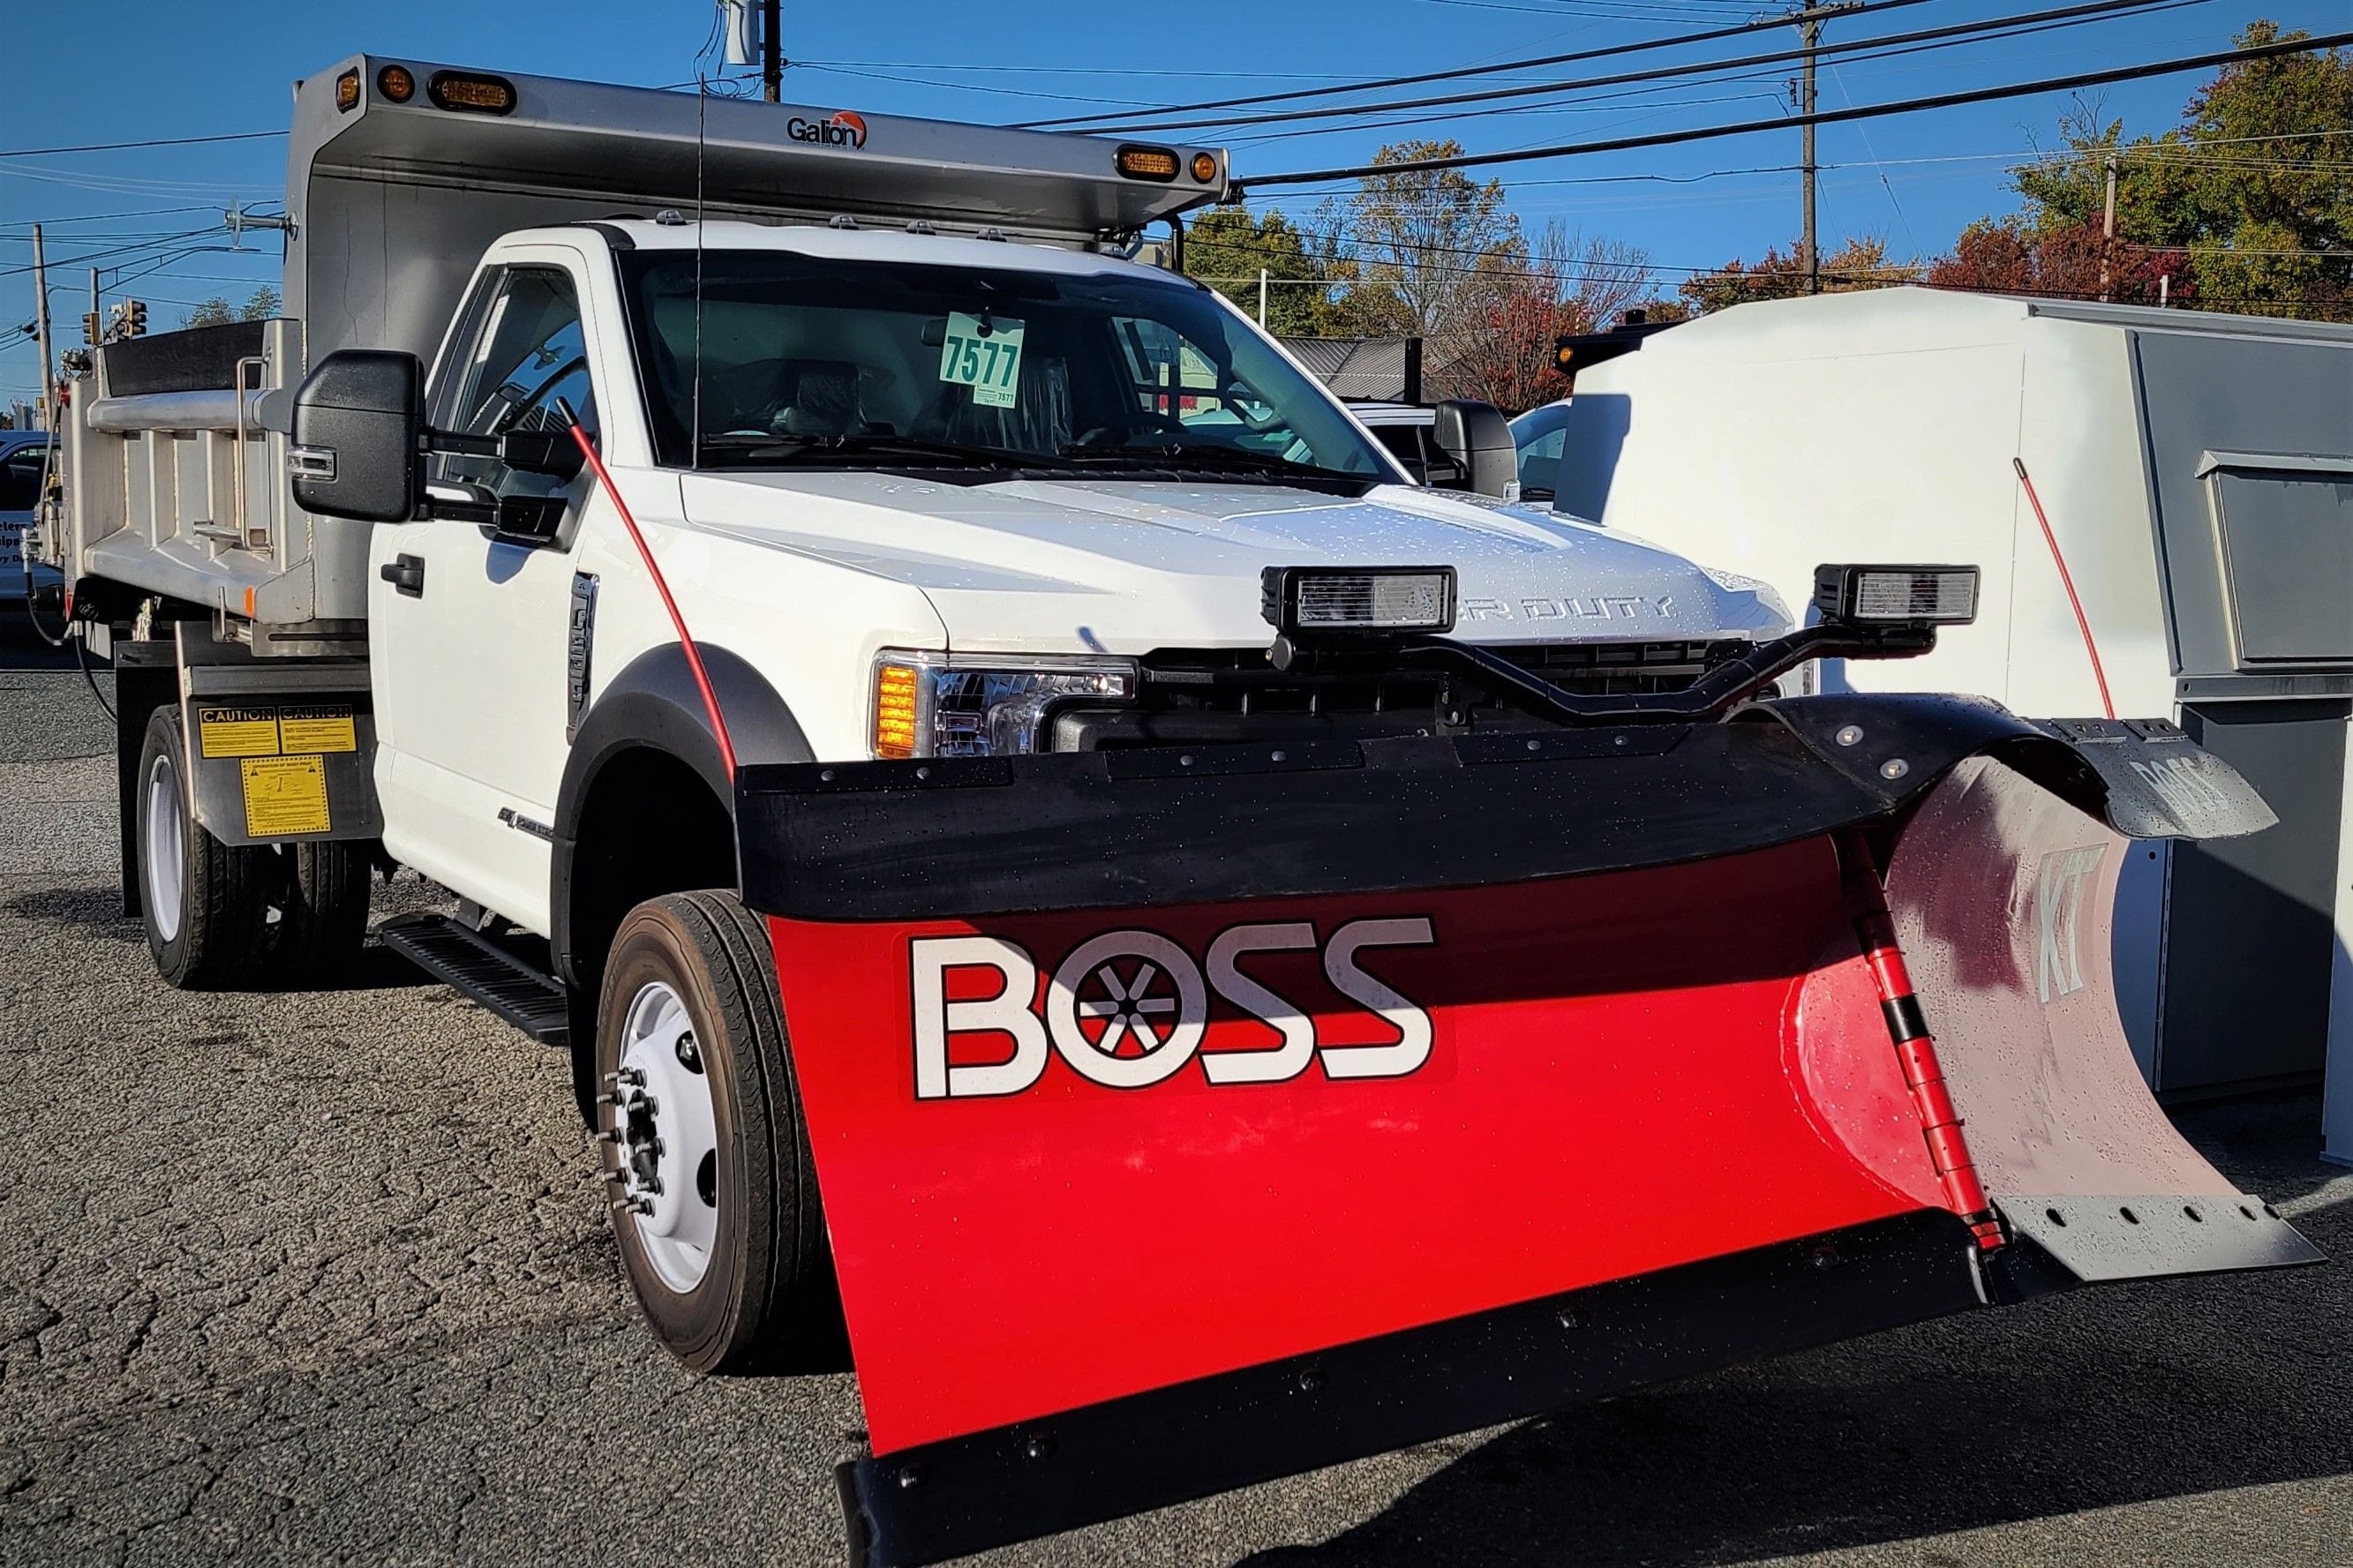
{"left": 39, "top": 60, "right": 2320, "bottom": 1567}
{"left": 1547, "top": 287, "right": 2353, "bottom": 1130}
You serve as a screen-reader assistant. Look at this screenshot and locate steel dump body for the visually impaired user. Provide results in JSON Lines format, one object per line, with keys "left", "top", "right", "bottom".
{"left": 56, "top": 56, "right": 1226, "bottom": 627}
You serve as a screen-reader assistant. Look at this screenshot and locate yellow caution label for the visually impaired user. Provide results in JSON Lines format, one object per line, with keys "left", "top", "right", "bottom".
{"left": 240, "top": 754, "right": 332, "bottom": 837}
{"left": 198, "top": 706, "right": 281, "bottom": 759}
{"left": 277, "top": 707, "right": 357, "bottom": 754}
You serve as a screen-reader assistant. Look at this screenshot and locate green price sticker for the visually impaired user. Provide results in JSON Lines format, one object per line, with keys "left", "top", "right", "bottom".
{"left": 938, "top": 311, "right": 1025, "bottom": 409}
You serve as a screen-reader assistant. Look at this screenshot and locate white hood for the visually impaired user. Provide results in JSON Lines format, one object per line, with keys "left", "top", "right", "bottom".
{"left": 680, "top": 471, "right": 1789, "bottom": 655}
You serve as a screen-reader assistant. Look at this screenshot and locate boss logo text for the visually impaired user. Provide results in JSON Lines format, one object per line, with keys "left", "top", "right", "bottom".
{"left": 911, "top": 919, "right": 1435, "bottom": 1099}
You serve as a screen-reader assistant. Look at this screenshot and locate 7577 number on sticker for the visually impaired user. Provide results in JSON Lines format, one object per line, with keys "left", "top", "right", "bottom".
{"left": 910, "top": 919, "right": 1435, "bottom": 1100}
{"left": 938, "top": 311, "right": 1023, "bottom": 409}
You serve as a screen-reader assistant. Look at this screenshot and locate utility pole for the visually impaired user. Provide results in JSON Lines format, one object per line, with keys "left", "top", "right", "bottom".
{"left": 1787, "top": 3, "right": 1861, "bottom": 296}
{"left": 761, "top": 0, "right": 782, "bottom": 103}
{"left": 1258, "top": 268, "right": 1269, "bottom": 327}
{"left": 2098, "top": 153, "right": 2119, "bottom": 303}
{"left": 29, "top": 224, "right": 55, "bottom": 431}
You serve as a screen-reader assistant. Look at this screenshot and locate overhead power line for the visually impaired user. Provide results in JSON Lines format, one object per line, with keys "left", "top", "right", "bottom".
{"left": 1011, "top": 0, "right": 1940, "bottom": 129}
{"left": 1094, "top": 0, "right": 2190, "bottom": 136}
{"left": 1222, "top": 0, "right": 2213, "bottom": 148}
{"left": 0, "top": 130, "right": 287, "bottom": 159}
{"left": 1238, "top": 28, "right": 2353, "bottom": 191}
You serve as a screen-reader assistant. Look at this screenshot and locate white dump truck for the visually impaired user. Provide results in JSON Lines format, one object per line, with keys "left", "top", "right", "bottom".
{"left": 42, "top": 57, "right": 2319, "bottom": 1568}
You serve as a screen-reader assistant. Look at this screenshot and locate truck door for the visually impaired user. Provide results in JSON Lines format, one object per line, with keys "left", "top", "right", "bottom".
{"left": 369, "top": 257, "right": 602, "bottom": 934}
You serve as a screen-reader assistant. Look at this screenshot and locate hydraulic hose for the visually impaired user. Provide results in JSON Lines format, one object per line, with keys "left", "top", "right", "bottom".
{"left": 560, "top": 407, "right": 737, "bottom": 779}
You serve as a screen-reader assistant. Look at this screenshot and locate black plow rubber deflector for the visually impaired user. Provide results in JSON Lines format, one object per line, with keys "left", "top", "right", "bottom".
{"left": 736, "top": 694, "right": 2276, "bottom": 922}
{"left": 377, "top": 912, "right": 571, "bottom": 1045}
{"left": 838, "top": 1212, "right": 1993, "bottom": 1568}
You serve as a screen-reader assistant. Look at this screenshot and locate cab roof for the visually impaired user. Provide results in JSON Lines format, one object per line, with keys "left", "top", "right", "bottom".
{"left": 555, "top": 219, "right": 1199, "bottom": 283}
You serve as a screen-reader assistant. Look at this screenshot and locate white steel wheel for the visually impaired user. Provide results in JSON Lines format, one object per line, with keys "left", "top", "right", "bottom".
{"left": 610, "top": 979, "right": 723, "bottom": 1293}
{"left": 142, "top": 751, "right": 185, "bottom": 944}
{"left": 594, "top": 889, "right": 837, "bottom": 1373}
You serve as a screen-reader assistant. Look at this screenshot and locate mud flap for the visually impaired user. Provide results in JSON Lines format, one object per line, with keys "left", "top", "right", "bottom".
{"left": 732, "top": 699, "right": 2318, "bottom": 1567}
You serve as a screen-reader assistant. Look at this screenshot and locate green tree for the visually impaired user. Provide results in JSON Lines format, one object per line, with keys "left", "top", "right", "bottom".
{"left": 180, "top": 287, "right": 281, "bottom": 330}
{"left": 1941, "top": 22, "right": 2350, "bottom": 318}
{"left": 1183, "top": 207, "right": 1362, "bottom": 337}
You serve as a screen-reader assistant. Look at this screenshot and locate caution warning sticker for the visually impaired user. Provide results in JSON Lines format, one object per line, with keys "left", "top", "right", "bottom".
{"left": 277, "top": 706, "right": 357, "bottom": 754}
{"left": 199, "top": 707, "right": 282, "bottom": 759}
{"left": 240, "top": 754, "right": 331, "bottom": 837}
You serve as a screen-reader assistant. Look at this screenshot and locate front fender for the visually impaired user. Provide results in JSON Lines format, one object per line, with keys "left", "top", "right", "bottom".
{"left": 552, "top": 642, "right": 814, "bottom": 984}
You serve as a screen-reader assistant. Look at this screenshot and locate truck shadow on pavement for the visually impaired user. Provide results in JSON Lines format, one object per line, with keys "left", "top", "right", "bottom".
{"left": 1240, "top": 1094, "right": 2351, "bottom": 1568}
{"left": 3, "top": 884, "right": 439, "bottom": 993}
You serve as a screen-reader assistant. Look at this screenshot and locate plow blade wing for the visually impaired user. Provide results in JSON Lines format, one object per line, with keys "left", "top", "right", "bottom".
{"left": 732, "top": 698, "right": 2314, "bottom": 1567}
{"left": 1880, "top": 750, "right": 2323, "bottom": 1284}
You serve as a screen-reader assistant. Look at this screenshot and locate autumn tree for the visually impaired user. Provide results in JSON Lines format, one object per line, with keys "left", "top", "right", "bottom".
{"left": 1930, "top": 22, "right": 2349, "bottom": 318}
{"left": 1341, "top": 141, "right": 1524, "bottom": 353}
{"left": 1446, "top": 224, "right": 1662, "bottom": 412}
{"left": 1678, "top": 236, "right": 1921, "bottom": 314}
{"left": 1927, "top": 217, "right": 2177, "bottom": 304}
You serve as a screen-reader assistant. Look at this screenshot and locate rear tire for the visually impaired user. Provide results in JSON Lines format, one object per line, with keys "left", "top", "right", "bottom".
{"left": 597, "top": 889, "right": 835, "bottom": 1372}
{"left": 134, "top": 707, "right": 369, "bottom": 988}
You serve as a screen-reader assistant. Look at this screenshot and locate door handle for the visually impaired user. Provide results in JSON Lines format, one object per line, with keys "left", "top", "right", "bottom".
{"left": 380, "top": 553, "right": 425, "bottom": 598}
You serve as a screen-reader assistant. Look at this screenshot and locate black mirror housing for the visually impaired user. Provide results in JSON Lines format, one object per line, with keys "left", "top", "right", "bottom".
{"left": 496, "top": 431, "right": 586, "bottom": 481}
{"left": 289, "top": 349, "right": 424, "bottom": 522}
{"left": 1430, "top": 400, "right": 1516, "bottom": 499}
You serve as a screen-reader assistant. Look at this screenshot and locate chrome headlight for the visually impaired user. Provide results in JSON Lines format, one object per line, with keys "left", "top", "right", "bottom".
{"left": 872, "top": 652, "right": 1137, "bottom": 758}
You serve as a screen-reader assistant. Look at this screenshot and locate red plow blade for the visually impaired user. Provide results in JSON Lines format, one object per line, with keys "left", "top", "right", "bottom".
{"left": 732, "top": 698, "right": 2315, "bottom": 1566}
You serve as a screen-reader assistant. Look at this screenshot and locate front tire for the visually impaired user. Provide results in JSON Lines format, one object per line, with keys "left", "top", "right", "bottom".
{"left": 597, "top": 890, "right": 834, "bottom": 1371}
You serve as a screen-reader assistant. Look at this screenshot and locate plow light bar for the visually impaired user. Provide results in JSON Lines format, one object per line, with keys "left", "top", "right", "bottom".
{"left": 1261, "top": 566, "right": 1457, "bottom": 640}
{"left": 1815, "top": 563, "right": 1981, "bottom": 626}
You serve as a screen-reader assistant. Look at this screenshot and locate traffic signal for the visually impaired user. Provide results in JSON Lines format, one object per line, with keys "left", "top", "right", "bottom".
{"left": 124, "top": 300, "right": 147, "bottom": 337}
{"left": 84, "top": 311, "right": 102, "bottom": 345}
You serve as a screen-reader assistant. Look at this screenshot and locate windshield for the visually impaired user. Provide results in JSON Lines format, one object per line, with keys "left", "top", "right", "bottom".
{"left": 616, "top": 250, "right": 1394, "bottom": 483}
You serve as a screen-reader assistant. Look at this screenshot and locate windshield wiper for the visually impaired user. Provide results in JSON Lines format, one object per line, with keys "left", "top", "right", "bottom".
{"left": 1056, "top": 441, "right": 1372, "bottom": 486}
{"left": 698, "top": 432, "right": 1072, "bottom": 470}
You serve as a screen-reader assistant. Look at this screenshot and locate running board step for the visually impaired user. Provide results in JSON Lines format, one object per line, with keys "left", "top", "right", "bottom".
{"left": 378, "top": 912, "right": 571, "bottom": 1047}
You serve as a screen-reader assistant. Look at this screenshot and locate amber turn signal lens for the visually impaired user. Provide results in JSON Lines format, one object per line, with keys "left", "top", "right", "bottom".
{"left": 377, "top": 64, "right": 416, "bottom": 102}
{"left": 874, "top": 664, "right": 921, "bottom": 759}
{"left": 335, "top": 70, "right": 362, "bottom": 113}
{"left": 1190, "top": 151, "right": 1219, "bottom": 184}
{"left": 428, "top": 71, "right": 518, "bottom": 115}
{"left": 1115, "top": 145, "right": 1181, "bottom": 183}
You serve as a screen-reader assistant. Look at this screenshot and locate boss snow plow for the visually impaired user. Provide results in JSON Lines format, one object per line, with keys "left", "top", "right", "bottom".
{"left": 716, "top": 565, "right": 2323, "bottom": 1567}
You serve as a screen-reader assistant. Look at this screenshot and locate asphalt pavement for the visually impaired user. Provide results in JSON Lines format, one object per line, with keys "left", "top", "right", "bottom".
{"left": 2, "top": 614, "right": 2349, "bottom": 1567}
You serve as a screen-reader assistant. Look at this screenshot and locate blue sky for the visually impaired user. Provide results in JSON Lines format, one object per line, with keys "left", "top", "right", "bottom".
{"left": 4, "top": 0, "right": 2344, "bottom": 405}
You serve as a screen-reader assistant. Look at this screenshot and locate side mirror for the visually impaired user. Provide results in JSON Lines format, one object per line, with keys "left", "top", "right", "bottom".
{"left": 1430, "top": 400, "right": 1517, "bottom": 499}
{"left": 289, "top": 349, "right": 424, "bottom": 522}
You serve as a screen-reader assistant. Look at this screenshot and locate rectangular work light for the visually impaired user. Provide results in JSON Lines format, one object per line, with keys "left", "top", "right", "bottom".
{"left": 1814, "top": 564, "right": 1981, "bottom": 627}
{"left": 1260, "top": 566, "right": 1458, "bottom": 639}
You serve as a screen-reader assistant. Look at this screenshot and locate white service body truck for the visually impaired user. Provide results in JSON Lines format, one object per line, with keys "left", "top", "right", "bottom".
{"left": 44, "top": 51, "right": 1790, "bottom": 1353}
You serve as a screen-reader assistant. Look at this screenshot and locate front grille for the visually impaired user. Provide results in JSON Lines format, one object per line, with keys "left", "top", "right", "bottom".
{"left": 1050, "top": 641, "right": 1751, "bottom": 750}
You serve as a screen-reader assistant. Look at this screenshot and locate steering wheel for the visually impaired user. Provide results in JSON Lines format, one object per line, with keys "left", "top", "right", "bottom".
{"left": 1221, "top": 383, "right": 1289, "bottom": 436}
{"left": 1066, "top": 409, "right": 1188, "bottom": 450}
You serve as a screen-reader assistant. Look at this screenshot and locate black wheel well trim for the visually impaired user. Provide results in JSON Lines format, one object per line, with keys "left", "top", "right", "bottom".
{"left": 551, "top": 642, "right": 814, "bottom": 990}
